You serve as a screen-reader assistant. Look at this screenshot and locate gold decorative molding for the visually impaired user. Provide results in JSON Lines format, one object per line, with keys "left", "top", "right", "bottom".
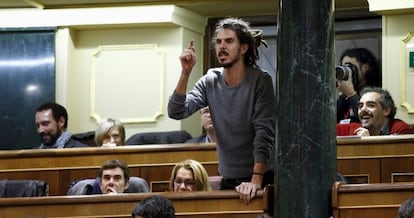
{"left": 400, "top": 32, "right": 414, "bottom": 114}
{"left": 90, "top": 44, "right": 165, "bottom": 124}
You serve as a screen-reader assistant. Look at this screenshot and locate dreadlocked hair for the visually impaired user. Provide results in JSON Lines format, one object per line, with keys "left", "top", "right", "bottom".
{"left": 213, "top": 17, "right": 268, "bottom": 66}
{"left": 250, "top": 29, "right": 268, "bottom": 65}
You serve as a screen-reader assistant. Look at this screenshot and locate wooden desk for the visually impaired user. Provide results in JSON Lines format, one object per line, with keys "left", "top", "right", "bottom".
{"left": 331, "top": 182, "right": 413, "bottom": 218}
{"left": 3, "top": 135, "right": 414, "bottom": 196}
{"left": 0, "top": 143, "right": 218, "bottom": 195}
{"left": 337, "top": 134, "right": 414, "bottom": 183}
{"left": 0, "top": 189, "right": 270, "bottom": 218}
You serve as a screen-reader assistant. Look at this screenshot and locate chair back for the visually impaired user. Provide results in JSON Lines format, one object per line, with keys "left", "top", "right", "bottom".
{"left": 71, "top": 131, "right": 96, "bottom": 146}
{"left": 125, "top": 130, "right": 192, "bottom": 145}
{"left": 0, "top": 179, "right": 49, "bottom": 197}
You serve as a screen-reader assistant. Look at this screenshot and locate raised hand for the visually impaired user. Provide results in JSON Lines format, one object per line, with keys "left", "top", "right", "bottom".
{"left": 179, "top": 39, "right": 196, "bottom": 76}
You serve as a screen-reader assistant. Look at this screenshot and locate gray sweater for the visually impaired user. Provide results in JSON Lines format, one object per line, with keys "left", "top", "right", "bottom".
{"left": 168, "top": 66, "right": 275, "bottom": 179}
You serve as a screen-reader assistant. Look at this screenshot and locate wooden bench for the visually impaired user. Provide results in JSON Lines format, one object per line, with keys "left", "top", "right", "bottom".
{"left": 0, "top": 187, "right": 273, "bottom": 218}
{"left": 0, "top": 143, "right": 218, "bottom": 195}
{"left": 337, "top": 134, "right": 414, "bottom": 183}
{"left": 331, "top": 181, "right": 413, "bottom": 218}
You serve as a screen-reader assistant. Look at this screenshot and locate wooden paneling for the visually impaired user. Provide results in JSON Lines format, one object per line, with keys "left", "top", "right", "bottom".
{"left": 337, "top": 159, "right": 378, "bottom": 183}
{"left": 0, "top": 189, "right": 270, "bottom": 218}
{"left": 0, "top": 143, "right": 218, "bottom": 195}
{"left": 336, "top": 134, "right": 414, "bottom": 183}
{"left": 332, "top": 182, "right": 414, "bottom": 218}
{"left": 382, "top": 157, "right": 414, "bottom": 183}
{"left": 2, "top": 135, "right": 414, "bottom": 197}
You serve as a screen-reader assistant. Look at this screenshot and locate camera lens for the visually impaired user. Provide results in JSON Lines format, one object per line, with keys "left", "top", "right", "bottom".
{"left": 336, "top": 66, "right": 350, "bottom": 80}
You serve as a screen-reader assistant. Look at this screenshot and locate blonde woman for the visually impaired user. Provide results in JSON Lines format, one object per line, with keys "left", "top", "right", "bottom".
{"left": 94, "top": 118, "right": 126, "bottom": 147}
{"left": 170, "top": 159, "right": 211, "bottom": 192}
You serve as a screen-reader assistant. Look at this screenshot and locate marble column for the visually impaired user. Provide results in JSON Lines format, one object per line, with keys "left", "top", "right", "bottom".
{"left": 275, "top": 0, "right": 336, "bottom": 217}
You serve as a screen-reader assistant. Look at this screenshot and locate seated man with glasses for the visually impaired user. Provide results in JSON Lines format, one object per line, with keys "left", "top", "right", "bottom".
{"left": 169, "top": 159, "right": 211, "bottom": 191}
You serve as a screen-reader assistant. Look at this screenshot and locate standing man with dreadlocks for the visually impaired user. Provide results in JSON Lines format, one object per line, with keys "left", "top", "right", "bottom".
{"left": 168, "top": 17, "right": 275, "bottom": 205}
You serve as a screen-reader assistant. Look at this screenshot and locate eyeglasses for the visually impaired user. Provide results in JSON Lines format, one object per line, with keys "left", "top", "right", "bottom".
{"left": 174, "top": 179, "right": 196, "bottom": 188}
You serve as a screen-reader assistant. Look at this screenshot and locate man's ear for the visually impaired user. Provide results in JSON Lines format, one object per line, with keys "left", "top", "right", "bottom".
{"left": 383, "top": 107, "right": 391, "bottom": 117}
{"left": 124, "top": 181, "right": 130, "bottom": 191}
{"left": 58, "top": 116, "right": 65, "bottom": 129}
{"left": 361, "top": 63, "right": 370, "bottom": 74}
{"left": 241, "top": 43, "right": 248, "bottom": 55}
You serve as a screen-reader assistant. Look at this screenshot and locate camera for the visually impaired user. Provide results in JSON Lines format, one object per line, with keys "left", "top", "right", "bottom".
{"left": 335, "top": 62, "right": 359, "bottom": 88}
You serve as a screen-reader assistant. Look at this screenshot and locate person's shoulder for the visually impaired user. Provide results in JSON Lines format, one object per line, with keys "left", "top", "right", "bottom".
{"left": 205, "top": 67, "right": 223, "bottom": 78}
{"left": 391, "top": 119, "right": 410, "bottom": 125}
{"left": 247, "top": 66, "right": 272, "bottom": 80}
{"left": 390, "top": 119, "right": 414, "bottom": 134}
{"left": 207, "top": 67, "right": 223, "bottom": 73}
{"left": 247, "top": 66, "right": 266, "bottom": 73}
{"left": 198, "top": 68, "right": 222, "bottom": 85}
{"left": 390, "top": 119, "right": 412, "bottom": 130}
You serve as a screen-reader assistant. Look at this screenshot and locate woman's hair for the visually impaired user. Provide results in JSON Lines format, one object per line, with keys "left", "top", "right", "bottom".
{"left": 169, "top": 159, "right": 211, "bottom": 191}
{"left": 94, "top": 118, "right": 126, "bottom": 145}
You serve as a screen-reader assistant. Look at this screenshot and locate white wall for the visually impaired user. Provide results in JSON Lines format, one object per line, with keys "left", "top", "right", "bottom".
{"left": 2, "top": 5, "right": 208, "bottom": 139}
{"left": 368, "top": 0, "right": 414, "bottom": 124}
{"left": 60, "top": 26, "right": 205, "bottom": 138}
{"left": 381, "top": 13, "right": 414, "bottom": 123}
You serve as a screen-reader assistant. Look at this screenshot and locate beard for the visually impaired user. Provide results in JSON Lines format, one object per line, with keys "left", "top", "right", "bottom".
{"left": 40, "top": 131, "right": 61, "bottom": 146}
{"left": 216, "top": 50, "right": 240, "bottom": 68}
{"left": 218, "top": 61, "right": 234, "bottom": 68}
{"left": 361, "top": 121, "right": 372, "bottom": 129}
{"left": 217, "top": 56, "right": 241, "bottom": 68}
{"left": 359, "top": 111, "right": 373, "bottom": 129}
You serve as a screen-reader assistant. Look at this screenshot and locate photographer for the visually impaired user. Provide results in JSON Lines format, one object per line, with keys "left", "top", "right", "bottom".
{"left": 337, "top": 48, "right": 381, "bottom": 124}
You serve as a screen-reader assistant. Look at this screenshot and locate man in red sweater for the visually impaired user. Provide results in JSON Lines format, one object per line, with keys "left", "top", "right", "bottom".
{"left": 337, "top": 87, "right": 414, "bottom": 136}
